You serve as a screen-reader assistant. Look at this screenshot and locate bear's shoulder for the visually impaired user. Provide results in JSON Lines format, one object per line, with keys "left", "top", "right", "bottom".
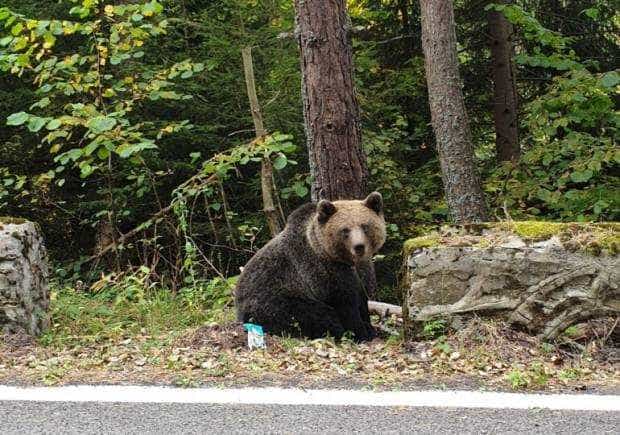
{"left": 284, "top": 202, "right": 316, "bottom": 231}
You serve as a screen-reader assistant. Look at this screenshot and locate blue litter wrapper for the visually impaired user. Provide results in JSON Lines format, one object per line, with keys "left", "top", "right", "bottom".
{"left": 243, "top": 323, "right": 266, "bottom": 349}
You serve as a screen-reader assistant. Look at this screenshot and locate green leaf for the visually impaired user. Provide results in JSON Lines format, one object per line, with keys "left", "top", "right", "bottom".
{"left": 6, "top": 111, "right": 29, "bottom": 126}
{"left": 27, "top": 116, "right": 48, "bottom": 132}
{"left": 180, "top": 70, "right": 192, "bottom": 79}
{"left": 115, "top": 141, "right": 157, "bottom": 158}
{"left": 83, "top": 141, "right": 99, "bottom": 156}
{"left": 10, "top": 22, "right": 23, "bottom": 36}
{"left": 0, "top": 36, "right": 12, "bottom": 46}
{"left": 294, "top": 183, "right": 309, "bottom": 198}
{"left": 273, "top": 154, "right": 287, "bottom": 170}
{"left": 79, "top": 163, "right": 94, "bottom": 178}
{"left": 142, "top": 1, "right": 163, "bottom": 16}
{"left": 600, "top": 71, "right": 619, "bottom": 88}
{"left": 96, "top": 147, "right": 110, "bottom": 160}
{"left": 570, "top": 169, "right": 593, "bottom": 183}
{"left": 46, "top": 119, "right": 62, "bottom": 130}
{"left": 583, "top": 8, "right": 599, "bottom": 20}
{"left": 87, "top": 116, "right": 117, "bottom": 133}
{"left": 56, "top": 148, "right": 83, "bottom": 164}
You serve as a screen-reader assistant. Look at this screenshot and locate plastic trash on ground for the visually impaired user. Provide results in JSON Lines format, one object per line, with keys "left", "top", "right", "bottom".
{"left": 243, "top": 323, "right": 266, "bottom": 349}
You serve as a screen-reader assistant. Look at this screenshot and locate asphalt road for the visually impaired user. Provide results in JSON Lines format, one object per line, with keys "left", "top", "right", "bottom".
{"left": 1, "top": 401, "right": 618, "bottom": 434}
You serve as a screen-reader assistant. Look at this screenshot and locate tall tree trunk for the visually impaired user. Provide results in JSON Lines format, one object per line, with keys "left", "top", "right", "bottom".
{"left": 241, "top": 47, "right": 284, "bottom": 236}
{"left": 489, "top": 1, "right": 519, "bottom": 162}
{"left": 295, "top": 0, "right": 368, "bottom": 201}
{"left": 420, "top": 0, "right": 488, "bottom": 223}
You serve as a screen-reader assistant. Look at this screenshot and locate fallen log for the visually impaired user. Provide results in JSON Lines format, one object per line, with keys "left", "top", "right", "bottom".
{"left": 368, "top": 300, "right": 402, "bottom": 318}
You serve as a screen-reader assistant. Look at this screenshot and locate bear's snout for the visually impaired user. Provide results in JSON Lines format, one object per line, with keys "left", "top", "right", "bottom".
{"left": 353, "top": 243, "right": 366, "bottom": 255}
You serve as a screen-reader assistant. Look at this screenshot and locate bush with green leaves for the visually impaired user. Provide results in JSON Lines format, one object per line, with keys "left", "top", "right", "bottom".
{"left": 486, "top": 4, "right": 619, "bottom": 221}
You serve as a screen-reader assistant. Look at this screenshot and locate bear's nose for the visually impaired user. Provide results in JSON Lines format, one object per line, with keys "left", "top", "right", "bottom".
{"left": 353, "top": 244, "right": 365, "bottom": 255}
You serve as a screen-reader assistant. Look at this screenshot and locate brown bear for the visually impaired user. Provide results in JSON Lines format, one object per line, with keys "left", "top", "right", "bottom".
{"left": 234, "top": 192, "right": 386, "bottom": 342}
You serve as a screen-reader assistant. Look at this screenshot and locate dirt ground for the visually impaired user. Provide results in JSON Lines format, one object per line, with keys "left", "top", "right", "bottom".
{"left": 1, "top": 317, "right": 618, "bottom": 393}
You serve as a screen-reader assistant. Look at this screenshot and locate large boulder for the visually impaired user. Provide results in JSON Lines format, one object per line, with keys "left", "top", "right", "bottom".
{"left": 0, "top": 218, "right": 49, "bottom": 335}
{"left": 403, "top": 222, "right": 619, "bottom": 340}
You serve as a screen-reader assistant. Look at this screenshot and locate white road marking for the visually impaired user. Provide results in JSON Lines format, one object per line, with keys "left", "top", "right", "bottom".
{"left": 0, "top": 385, "right": 617, "bottom": 411}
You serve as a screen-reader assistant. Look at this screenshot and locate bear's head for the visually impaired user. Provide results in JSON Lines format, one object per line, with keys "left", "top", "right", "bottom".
{"left": 309, "top": 191, "right": 386, "bottom": 265}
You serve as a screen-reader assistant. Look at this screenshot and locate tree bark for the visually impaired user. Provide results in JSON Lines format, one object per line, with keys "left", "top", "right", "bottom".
{"left": 295, "top": 0, "right": 368, "bottom": 201}
{"left": 489, "top": 1, "right": 519, "bottom": 162}
{"left": 420, "top": 0, "right": 488, "bottom": 223}
{"left": 241, "top": 47, "right": 284, "bottom": 236}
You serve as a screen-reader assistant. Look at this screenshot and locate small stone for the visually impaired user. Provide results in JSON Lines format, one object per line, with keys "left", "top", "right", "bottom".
{"left": 449, "top": 351, "right": 460, "bottom": 360}
{"left": 499, "top": 236, "right": 526, "bottom": 249}
{"left": 201, "top": 360, "right": 215, "bottom": 369}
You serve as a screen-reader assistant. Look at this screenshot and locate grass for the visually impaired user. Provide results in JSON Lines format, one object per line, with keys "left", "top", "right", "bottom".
{"left": 506, "top": 370, "right": 529, "bottom": 389}
{"left": 41, "top": 274, "right": 234, "bottom": 348}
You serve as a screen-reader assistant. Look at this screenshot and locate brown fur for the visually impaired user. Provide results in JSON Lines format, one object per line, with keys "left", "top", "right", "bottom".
{"left": 235, "top": 192, "right": 386, "bottom": 341}
{"left": 308, "top": 197, "right": 386, "bottom": 266}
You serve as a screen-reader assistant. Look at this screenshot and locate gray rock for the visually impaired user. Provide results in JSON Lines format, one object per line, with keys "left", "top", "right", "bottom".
{"left": 404, "top": 227, "right": 619, "bottom": 339}
{"left": 0, "top": 219, "right": 49, "bottom": 335}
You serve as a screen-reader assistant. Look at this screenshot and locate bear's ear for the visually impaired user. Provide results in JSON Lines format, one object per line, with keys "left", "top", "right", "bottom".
{"left": 317, "top": 200, "right": 337, "bottom": 223}
{"left": 364, "top": 191, "right": 383, "bottom": 214}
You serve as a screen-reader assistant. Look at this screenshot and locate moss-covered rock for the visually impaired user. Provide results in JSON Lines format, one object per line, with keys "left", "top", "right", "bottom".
{"left": 403, "top": 221, "right": 619, "bottom": 340}
{"left": 0, "top": 219, "right": 49, "bottom": 336}
{"left": 403, "top": 221, "right": 619, "bottom": 256}
{"left": 403, "top": 234, "right": 440, "bottom": 255}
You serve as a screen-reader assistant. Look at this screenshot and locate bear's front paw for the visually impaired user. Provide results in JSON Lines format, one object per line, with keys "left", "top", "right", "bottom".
{"left": 352, "top": 326, "right": 375, "bottom": 343}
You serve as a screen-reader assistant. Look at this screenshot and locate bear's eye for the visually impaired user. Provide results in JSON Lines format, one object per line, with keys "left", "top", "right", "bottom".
{"left": 361, "top": 223, "right": 370, "bottom": 234}
{"left": 340, "top": 228, "right": 350, "bottom": 237}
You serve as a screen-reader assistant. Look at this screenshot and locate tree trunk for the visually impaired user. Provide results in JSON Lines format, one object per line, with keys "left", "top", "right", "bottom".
{"left": 241, "top": 47, "right": 284, "bottom": 236}
{"left": 0, "top": 219, "right": 49, "bottom": 336}
{"left": 420, "top": 0, "right": 488, "bottom": 223}
{"left": 295, "top": 0, "right": 368, "bottom": 201}
{"left": 489, "top": 1, "right": 519, "bottom": 162}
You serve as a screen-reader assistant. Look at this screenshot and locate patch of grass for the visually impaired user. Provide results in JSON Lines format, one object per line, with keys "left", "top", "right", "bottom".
{"left": 422, "top": 319, "right": 447, "bottom": 339}
{"left": 434, "top": 337, "right": 452, "bottom": 355}
{"left": 563, "top": 326, "right": 580, "bottom": 338}
{"left": 41, "top": 274, "right": 234, "bottom": 348}
{"left": 506, "top": 369, "right": 529, "bottom": 389}
{"left": 529, "top": 362, "right": 550, "bottom": 387}
{"left": 280, "top": 336, "right": 304, "bottom": 352}
{"left": 540, "top": 342, "right": 556, "bottom": 355}
{"left": 385, "top": 332, "right": 404, "bottom": 347}
{"left": 558, "top": 368, "right": 582, "bottom": 382}
{"left": 173, "top": 376, "right": 200, "bottom": 388}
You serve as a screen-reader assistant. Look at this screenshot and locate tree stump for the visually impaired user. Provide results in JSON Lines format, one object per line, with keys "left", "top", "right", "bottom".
{"left": 0, "top": 218, "right": 50, "bottom": 335}
{"left": 403, "top": 222, "right": 619, "bottom": 340}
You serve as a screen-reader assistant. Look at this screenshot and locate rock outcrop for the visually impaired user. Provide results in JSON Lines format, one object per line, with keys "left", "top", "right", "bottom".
{"left": 403, "top": 222, "right": 619, "bottom": 339}
{"left": 0, "top": 218, "right": 49, "bottom": 335}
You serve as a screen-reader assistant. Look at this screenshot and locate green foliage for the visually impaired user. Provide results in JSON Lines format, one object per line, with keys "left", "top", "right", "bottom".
{"left": 43, "top": 273, "right": 230, "bottom": 348}
{"left": 422, "top": 319, "right": 448, "bottom": 339}
{"left": 0, "top": 1, "right": 201, "bottom": 180}
{"left": 486, "top": 3, "right": 581, "bottom": 71}
{"left": 486, "top": 4, "right": 619, "bottom": 221}
{"left": 506, "top": 369, "right": 529, "bottom": 389}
